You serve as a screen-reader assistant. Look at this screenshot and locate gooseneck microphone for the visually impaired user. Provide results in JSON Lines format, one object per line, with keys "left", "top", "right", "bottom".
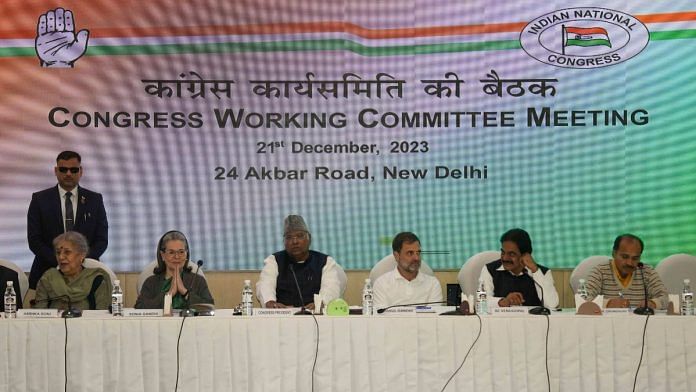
{"left": 31, "top": 295, "right": 82, "bottom": 318}
{"left": 289, "top": 264, "right": 312, "bottom": 315}
{"left": 527, "top": 270, "right": 551, "bottom": 315}
{"left": 633, "top": 262, "right": 654, "bottom": 315}
{"left": 180, "top": 259, "right": 204, "bottom": 317}
{"left": 376, "top": 301, "right": 447, "bottom": 314}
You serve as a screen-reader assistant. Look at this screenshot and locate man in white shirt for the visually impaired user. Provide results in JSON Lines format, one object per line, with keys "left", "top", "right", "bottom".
{"left": 256, "top": 215, "right": 341, "bottom": 309}
{"left": 478, "top": 228, "right": 559, "bottom": 309}
{"left": 373, "top": 232, "right": 443, "bottom": 310}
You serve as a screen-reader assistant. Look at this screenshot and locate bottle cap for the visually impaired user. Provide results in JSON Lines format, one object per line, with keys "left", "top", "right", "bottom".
{"left": 114, "top": 279, "right": 120, "bottom": 285}
{"left": 365, "top": 278, "right": 371, "bottom": 284}
{"left": 579, "top": 278, "right": 585, "bottom": 283}
{"left": 244, "top": 279, "right": 251, "bottom": 285}
{"left": 685, "top": 279, "right": 691, "bottom": 284}
{"left": 6, "top": 281, "right": 13, "bottom": 286}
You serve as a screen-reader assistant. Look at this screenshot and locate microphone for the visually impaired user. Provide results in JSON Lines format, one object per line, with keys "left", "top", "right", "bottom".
{"left": 30, "top": 295, "right": 82, "bottom": 318}
{"left": 289, "top": 264, "right": 312, "bottom": 315}
{"left": 376, "top": 301, "right": 447, "bottom": 314}
{"left": 633, "top": 262, "right": 654, "bottom": 315}
{"left": 526, "top": 270, "right": 551, "bottom": 315}
{"left": 180, "top": 259, "right": 204, "bottom": 317}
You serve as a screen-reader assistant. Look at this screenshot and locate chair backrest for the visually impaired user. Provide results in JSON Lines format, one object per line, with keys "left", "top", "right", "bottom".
{"left": 569, "top": 256, "right": 611, "bottom": 293}
{"left": 335, "top": 263, "right": 347, "bottom": 297}
{"left": 137, "top": 260, "right": 206, "bottom": 295}
{"left": 655, "top": 253, "right": 696, "bottom": 294}
{"left": 457, "top": 251, "right": 499, "bottom": 296}
{"left": 369, "top": 253, "right": 434, "bottom": 283}
{"left": 0, "top": 259, "right": 29, "bottom": 301}
{"left": 83, "top": 258, "right": 118, "bottom": 286}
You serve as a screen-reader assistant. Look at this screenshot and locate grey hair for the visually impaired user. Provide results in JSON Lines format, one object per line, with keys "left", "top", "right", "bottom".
{"left": 158, "top": 231, "right": 190, "bottom": 252}
{"left": 53, "top": 231, "right": 89, "bottom": 256}
{"left": 154, "top": 230, "right": 191, "bottom": 275}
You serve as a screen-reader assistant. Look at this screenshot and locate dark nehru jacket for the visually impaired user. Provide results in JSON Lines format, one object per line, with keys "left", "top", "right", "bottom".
{"left": 486, "top": 260, "right": 548, "bottom": 307}
{"left": 274, "top": 250, "right": 327, "bottom": 307}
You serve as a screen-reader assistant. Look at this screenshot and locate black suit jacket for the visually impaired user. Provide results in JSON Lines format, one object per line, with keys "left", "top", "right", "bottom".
{"left": 27, "top": 185, "right": 108, "bottom": 289}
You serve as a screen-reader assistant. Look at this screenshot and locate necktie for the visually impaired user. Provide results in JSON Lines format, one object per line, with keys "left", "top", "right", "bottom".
{"left": 65, "top": 191, "right": 74, "bottom": 231}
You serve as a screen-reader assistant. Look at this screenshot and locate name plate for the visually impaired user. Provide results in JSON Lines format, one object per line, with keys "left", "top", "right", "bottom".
{"left": 254, "top": 308, "right": 296, "bottom": 316}
{"left": 603, "top": 308, "right": 631, "bottom": 316}
{"left": 491, "top": 307, "right": 530, "bottom": 316}
{"left": 123, "top": 308, "right": 163, "bottom": 317}
{"left": 381, "top": 307, "right": 417, "bottom": 314}
{"left": 17, "top": 309, "right": 60, "bottom": 318}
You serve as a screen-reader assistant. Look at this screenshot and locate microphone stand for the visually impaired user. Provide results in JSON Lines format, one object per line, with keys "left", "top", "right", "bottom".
{"left": 61, "top": 298, "right": 82, "bottom": 318}
{"left": 289, "top": 264, "right": 312, "bottom": 315}
{"left": 527, "top": 270, "right": 550, "bottom": 316}
{"left": 633, "top": 263, "right": 654, "bottom": 315}
{"left": 440, "top": 300, "right": 474, "bottom": 316}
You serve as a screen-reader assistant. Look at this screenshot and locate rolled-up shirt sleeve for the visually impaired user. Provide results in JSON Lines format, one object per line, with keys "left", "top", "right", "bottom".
{"left": 319, "top": 257, "right": 341, "bottom": 304}
{"left": 256, "top": 255, "right": 279, "bottom": 307}
{"left": 531, "top": 268, "right": 559, "bottom": 309}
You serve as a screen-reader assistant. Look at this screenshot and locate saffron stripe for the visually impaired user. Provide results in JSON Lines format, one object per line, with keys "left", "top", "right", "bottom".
{"left": 637, "top": 11, "right": 696, "bottom": 23}
{"left": 0, "top": 22, "right": 527, "bottom": 40}
{"left": 1, "top": 10, "right": 696, "bottom": 40}
{"left": 565, "top": 27, "right": 608, "bottom": 35}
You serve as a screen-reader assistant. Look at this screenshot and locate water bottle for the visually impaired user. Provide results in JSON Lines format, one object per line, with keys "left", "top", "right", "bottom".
{"left": 4, "top": 281, "right": 17, "bottom": 319}
{"left": 242, "top": 280, "right": 253, "bottom": 316}
{"left": 362, "top": 278, "right": 374, "bottom": 316}
{"left": 578, "top": 278, "right": 589, "bottom": 300}
{"left": 111, "top": 279, "right": 123, "bottom": 317}
{"left": 476, "top": 279, "right": 488, "bottom": 315}
{"left": 681, "top": 279, "right": 694, "bottom": 316}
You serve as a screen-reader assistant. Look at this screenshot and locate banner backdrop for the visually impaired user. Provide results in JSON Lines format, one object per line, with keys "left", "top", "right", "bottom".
{"left": 1, "top": 0, "right": 695, "bottom": 271}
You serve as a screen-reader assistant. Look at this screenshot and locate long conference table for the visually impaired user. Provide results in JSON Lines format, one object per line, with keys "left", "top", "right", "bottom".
{"left": 0, "top": 309, "right": 695, "bottom": 392}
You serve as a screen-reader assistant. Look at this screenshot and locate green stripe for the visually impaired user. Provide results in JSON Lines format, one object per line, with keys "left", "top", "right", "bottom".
{"left": 1, "top": 29, "right": 695, "bottom": 58}
{"left": 85, "top": 39, "right": 521, "bottom": 56}
{"left": 0, "top": 39, "right": 519, "bottom": 58}
{"left": 0, "top": 47, "right": 35, "bottom": 57}
{"left": 650, "top": 29, "right": 696, "bottom": 40}
{"left": 565, "top": 38, "right": 611, "bottom": 47}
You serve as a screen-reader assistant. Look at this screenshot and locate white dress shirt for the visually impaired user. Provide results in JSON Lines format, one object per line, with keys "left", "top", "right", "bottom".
{"left": 372, "top": 268, "right": 443, "bottom": 310}
{"left": 58, "top": 185, "right": 78, "bottom": 231}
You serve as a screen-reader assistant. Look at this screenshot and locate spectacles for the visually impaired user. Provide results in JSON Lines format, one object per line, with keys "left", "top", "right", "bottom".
{"left": 164, "top": 249, "right": 187, "bottom": 257}
{"left": 284, "top": 233, "right": 308, "bottom": 241}
{"left": 58, "top": 167, "right": 81, "bottom": 174}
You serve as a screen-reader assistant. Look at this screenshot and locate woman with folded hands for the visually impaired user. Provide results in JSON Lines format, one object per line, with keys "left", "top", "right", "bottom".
{"left": 135, "top": 230, "right": 214, "bottom": 309}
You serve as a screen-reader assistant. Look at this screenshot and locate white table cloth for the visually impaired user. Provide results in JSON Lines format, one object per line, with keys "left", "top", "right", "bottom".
{"left": 0, "top": 311, "right": 694, "bottom": 392}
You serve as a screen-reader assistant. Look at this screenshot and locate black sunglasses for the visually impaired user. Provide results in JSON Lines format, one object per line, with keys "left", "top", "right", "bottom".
{"left": 58, "top": 167, "right": 80, "bottom": 174}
